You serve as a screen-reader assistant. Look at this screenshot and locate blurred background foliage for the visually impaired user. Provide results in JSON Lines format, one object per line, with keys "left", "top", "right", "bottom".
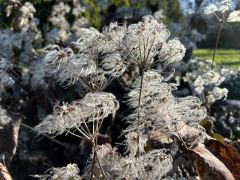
{"left": 0, "top": 0, "right": 183, "bottom": 28}
{"left": 0, "top": 0, "right": 239, "bottom": 49}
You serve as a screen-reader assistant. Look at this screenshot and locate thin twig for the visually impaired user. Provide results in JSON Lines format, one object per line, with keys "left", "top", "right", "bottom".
{"left": 136, "top": 67, "right": 144, "bottom": 157}
{"left": 21, "top": 123, "right": 66, "bottom": 147}
{"left": 90, "top": 143, "right": 96, "bottom": 180}
{"left": 211, "top": 20, "right": 224, "bottom": 69}
{"left": 94, "top": 145, "right": 109, "bottom": 180}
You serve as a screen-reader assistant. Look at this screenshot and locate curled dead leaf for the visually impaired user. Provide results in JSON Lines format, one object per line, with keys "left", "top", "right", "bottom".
{"left": 190, "top": 144, "right": 234, "bottom": 180}
{"left": 0, "top": 163, "right": 12, "bottom": 180}
{"left": 174, "top": 121, "right": 206, "bottom": 147}
{"left": 0, "top": 114, "right": 21, "bottom": 166}
{"left": 205, "top": 139, "right": 240, "bottom": 179}
{"left": 148, "top": 131, "right": 173, "bottom": 144}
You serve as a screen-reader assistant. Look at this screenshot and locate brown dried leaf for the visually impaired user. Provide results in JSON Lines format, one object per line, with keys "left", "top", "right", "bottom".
{"left": 0, "top": 114, "right": 21, "bottom": 166}
{"left": 190, "top": 144, "right": 235, "bottom": 180}
{"left": 175, "top": 122, "right": 205, "bottom": 146}
{"left": 0, "top": 163, "right": 12, "bottom": 180}
{"left": 205, "top": 139, "right": 240, "bottom": 179}
{"left": 149, "top": 131, "right": 174, "bottom": 144}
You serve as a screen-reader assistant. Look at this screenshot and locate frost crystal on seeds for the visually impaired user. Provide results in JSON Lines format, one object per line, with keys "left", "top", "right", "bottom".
{"left": 34, "top": 92, "right": 119, "bottom": 136}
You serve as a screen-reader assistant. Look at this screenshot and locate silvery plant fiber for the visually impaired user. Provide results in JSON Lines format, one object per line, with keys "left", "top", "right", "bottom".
{"left": 32, "top": 15, "right": 208, "bottom": 179}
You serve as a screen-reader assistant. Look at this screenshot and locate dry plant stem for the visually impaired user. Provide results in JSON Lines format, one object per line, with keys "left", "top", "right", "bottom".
{"left": 90, "top": 140, "right": 96, "bottom": 180}
{"left": 90, "top": 139, "right": 109, "bottom": 180}
{"left": 211, "top": 20, "right": 224, "bottom": 69}
{"left": 137, "top": 67, "right": 144, "bottom": 157}
{"left": 21, "top": 123, "right": 66, "bottom": 147}
{"left": 94, "top": 146, "right": 109, "bottom": 180}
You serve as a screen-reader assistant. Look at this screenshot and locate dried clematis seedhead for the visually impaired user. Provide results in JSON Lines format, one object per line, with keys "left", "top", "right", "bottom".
{"left": 43, "top": 46, "right": 74, "bottom": 75}
{"left": 102, "top": 22, "right": 127, "bottom": 46}
{"left": 56, "top": 53, "right": 97, "bottom": 86}
{"left": 207, "top": 87, "right": 228, "bottom": 104}
{"left": 126, "top": 70, "right": 206, "bottom": 134}
{"left": 205, "top": 4, "right": 218, "bottom": 14}
{"left": 124, "top": 131, "right": 148, "bottom": 156}
{"left": 119, "top": 149, "right": 173, "bottom": 179}
{"left": 227, "top": 10, "right": 240, "bottom": 22}
{"left": 72, "top": 28, "right": 104, "bottom": 53}
{"left": 101, "top": 53, "right": 127, "bottom": 77}
{"left": 34, "top": 92, "right": 119, "bottom": 136}
{"left": 0, "top": 106, "right": 12, "bottom": 128}
{"left": 32, "top": 163, "right": 80, "bottom": 179}
{"left": 158, "top": 38, "right": 186, "bottom": 69}
{"left": 122, "top": 15, "right": 170, "bottom": 66}
{"left": 0, "top": 57, "right": 14, "bottom": 93}
{"left": 82, "top": 143, "right": 121, "bottom": 179}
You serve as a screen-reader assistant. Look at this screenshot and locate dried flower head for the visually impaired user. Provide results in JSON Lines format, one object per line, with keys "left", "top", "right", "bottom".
{"left": 119, "top": 149, "right": 173, "bottom": 179}
{"left": 0, "top": 106, "right": 12, "bottom": 128}
{"left": 33, "top": 163, "right": 80, "bottom": 180}
{"left": 126, "top": 70, "right": 206, "bottom": 134}
{"left": 124, "top": 131, "right": 148, "bottom": 156}
{"left": 34, "top": 92, "right": 119, "bottom": 137}
{"left": 207, "top": 87, "right": 228, "bottom": 104}
{"left": 83, "top": 143, "right": 121, "bottom": 179}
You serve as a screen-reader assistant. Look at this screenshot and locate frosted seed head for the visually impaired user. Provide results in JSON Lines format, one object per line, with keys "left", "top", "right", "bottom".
{"left": 101, "top": 53, "right": 127, "bottom": 77}
{"left": 124, "top": 131, "right": 148, "bottom": 156}
{"left": 43, "top": 47, "right": 74, "bottom": 75}
{"left": 40, "top": 163, "right": 80, "bottom": 179}
{"left": 119, "top": 149, "right": 173, "bottom": 179}
{"left": 227, "top": 10, "right": 240, "bottom": 22}
{"left": 56, "top": 54, "right": 97, "bottom": 86}
{"left": 122, "top": 15, "right": 171, "bottom": 67}
{"left": 205, "top": 4, "right": 218, "bottom": 14}
{"left": 158, "top": 38, "right": 186, "bottom": 69}
{"left": 35, "top": 92, "right": 119, "bottom": 136}
{"left": 72, "top": 28, "right": 104, "bottom": 52}
{"left": 0, "top": 106, "right": 12, "bottom": 128}
{"left": 34, "top": 102, "right": 79, "bottom": 135}
{"left": 220, "top": 0, "right": 231, "bottom": 13}
{"left": 102, "top": 22, "right": 127, "bottom": 46}
{"left": 207, "top": 87, "right": 228, "bottom": 104}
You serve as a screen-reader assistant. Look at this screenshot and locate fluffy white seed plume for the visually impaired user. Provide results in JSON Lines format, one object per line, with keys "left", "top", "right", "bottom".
{"left": 56, "top": 54, "right": 97, "bottom": 86}
{"left": 124, "top": 131, "right": 148, "bottom": 156}
{"left": 127, "top": 70, "right": 169, "bottom": 109}
{"left": 120, "top": 149, "right": 173, "bottom": 179}
{"left": 172, "top": 96, "right": 207, "bottom": 125}
{"left": 34, "top": 92, "right": 119, "bottom": 136}
{"left": 102, "top": 22, "right": 127, "bottom": 49}
{"left": 51, "top": 164, "right": 80, "bottom": 180}
{"left": 207, "top": 87, "right": 228, "bottom": 104}
{"left": 193, "top": 70, "right": 225, "bottom": 95}
{"left": 205, "top": 4, "right": 218, "bottom": 14}
{"left": 205, "top": 0, "right": 237, "bottom": 23}
{"left": 122, "top": 15, "right": 171, "bottom": 66}
{"left": 219, "top": 0, "right": 231, "bottom": 13}
{"left": 158, "top": 38, "right": 186, "bottom": 69}
{"left": 205, "top": 0, "right": 231, "bottom": 15}
{"left": 43, "top": 46, "right": 74, "bottom": 74}
{"left": 0, "top": 106, "right": 12, "bottom": 128}
{"left": 0, "top": 57, "right": 14, "bottom": 93}
{"left": 126, "top": 70, "right": 206, "bottom": 134}
{"left": 227, "top": 10, "right": 240, "bottom": 22}
{"left": 72, "top": 28, "right": 105, "bottom": 53}
{"left": 29, "top": 59, "right": 47, "bottom": 90}
{"left": 33, "top": 163, "right": 80, "bottom": 180}
{"left": 101, "top": 53, "right": 127, "bottom": 77}
{"left": 85, "top": 145, "right": 172, "bottom": 180}
{"left": 41, "top": 15, "right": 185, "bottom": 89}
{"left": 83, "top": 143, "right": 122, "bottom": 179}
